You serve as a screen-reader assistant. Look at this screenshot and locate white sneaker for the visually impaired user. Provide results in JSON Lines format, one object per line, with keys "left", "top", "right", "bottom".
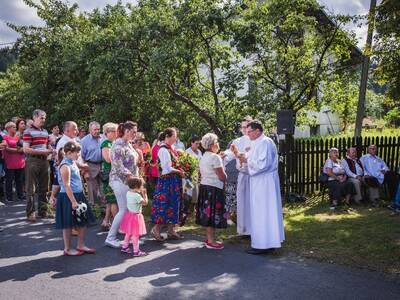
{"left": 105, "top": 238, "right": 121, "bottom": 248}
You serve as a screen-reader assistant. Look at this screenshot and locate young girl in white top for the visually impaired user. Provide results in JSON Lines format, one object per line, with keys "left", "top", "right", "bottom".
{"left": 119, "top": 177, "right": 148, "bottom": 256}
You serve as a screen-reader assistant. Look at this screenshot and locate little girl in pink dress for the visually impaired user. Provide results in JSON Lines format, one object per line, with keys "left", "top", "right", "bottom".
{"left": 120, "top": 177, "right": 148, "bottom": 256}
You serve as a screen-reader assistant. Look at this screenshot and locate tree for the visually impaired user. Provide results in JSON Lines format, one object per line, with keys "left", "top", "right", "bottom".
{"left": 0, "top": 0, "right": 361, "bottom": 142}
{"left": 374, "top": 0, "right": 400, "bottom": 102}
{"left": 320, "top": 72, "right": 359, "bottom": 131}
{"left": 233, "top": 0, "right": 359, "bottom": 116}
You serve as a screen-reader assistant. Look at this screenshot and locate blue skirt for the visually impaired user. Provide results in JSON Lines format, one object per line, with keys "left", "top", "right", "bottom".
{"left": 55, "top": 192, "right": 95, "bottom": 229}
{"left": 151, "top": 174, "right": 182, "bottom": 225}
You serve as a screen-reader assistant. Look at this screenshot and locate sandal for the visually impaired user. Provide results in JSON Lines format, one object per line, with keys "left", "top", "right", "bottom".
{"left": 151, "top": 228, "right": 165, "bottom": 241}
{"left": 76, "top": 247, "right": 96, "bottom": 254}
{"left": 167, "top": 232, "right": 184, "bottom": 240}
{"left": 63, "top": 249, "right": 84, "bottom": 256}
{"left": 121, "top": 245, "right": 132, "bottom": 254}
{"left": 100, "top": 222, "right": 111, "bottom": 231}
{"left": 133, "top": 250, "right": 148, "bottom": 257}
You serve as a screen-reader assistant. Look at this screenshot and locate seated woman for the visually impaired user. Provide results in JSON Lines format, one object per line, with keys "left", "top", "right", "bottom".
{"left": 323, "top": 148, "right": 356, "bottom": 209}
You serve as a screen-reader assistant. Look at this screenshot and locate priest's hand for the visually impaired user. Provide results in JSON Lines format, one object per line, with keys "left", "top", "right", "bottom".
{"left": 238, "top": 153, "right": 247, "bottom": 164}
{"left": 230, "top": 144, "right": 239, "bottom": 157}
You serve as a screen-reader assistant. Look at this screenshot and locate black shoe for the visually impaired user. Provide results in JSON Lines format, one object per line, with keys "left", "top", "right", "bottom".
{"left": 240, "top": 235, "right": 251, "bottom": 240}
{"left": 245, "top": 248, "right": 275, "bottom": 255}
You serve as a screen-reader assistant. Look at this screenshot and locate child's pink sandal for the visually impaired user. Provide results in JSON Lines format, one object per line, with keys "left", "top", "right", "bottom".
{"left": 133, "top": 250, "right": 148, "bottom": 257}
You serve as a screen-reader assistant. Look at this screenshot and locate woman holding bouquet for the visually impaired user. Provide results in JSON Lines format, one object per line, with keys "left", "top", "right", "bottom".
{"left": 196, "top": 133, "right": 227, "bottom": 250}
{"left": 151, "top": 127, "right": 184, "bottom": 241}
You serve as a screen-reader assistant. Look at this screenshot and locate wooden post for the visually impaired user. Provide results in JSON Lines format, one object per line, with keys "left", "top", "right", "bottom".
{"left": 354, "top": 0, "right": 377, "bottom": 138}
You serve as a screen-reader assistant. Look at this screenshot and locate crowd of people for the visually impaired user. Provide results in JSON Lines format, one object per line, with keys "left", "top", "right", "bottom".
{"left": 0, "top": 110, "right": 285, "bottom": 256}
{"left": 1, "top": 108, "right": 399, "bottom": 257}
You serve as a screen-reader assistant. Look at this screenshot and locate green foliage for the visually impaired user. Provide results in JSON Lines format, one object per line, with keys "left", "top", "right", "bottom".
{"left": 233, "top": 0, "right": 358, "bottom": 115}
{"left": 320, "top": 72, "right": 359, "bottom": 130}
{"left": 0, "top": 47, "right": 16, "bottom": 72}
{"left": 374, "top": 0, "right": 400, "bottom": 102}
{"left": 384, "top": 107, "right": 400, "bottom": 125}
{"left": 0, "top": 0, "right": 360, "bottom": 143}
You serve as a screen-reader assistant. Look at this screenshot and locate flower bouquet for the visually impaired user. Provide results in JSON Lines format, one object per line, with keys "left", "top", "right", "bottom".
{"left": 176, "top": 150, "right": 199, "bottom": 189}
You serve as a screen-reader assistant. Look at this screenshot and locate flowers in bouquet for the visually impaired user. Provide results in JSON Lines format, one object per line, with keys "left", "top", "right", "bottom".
{"left": 176, "top": 150, "right": 199, "bottom": 185}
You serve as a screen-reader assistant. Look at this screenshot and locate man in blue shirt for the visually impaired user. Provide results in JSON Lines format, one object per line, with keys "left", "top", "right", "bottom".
{"left": 81, "top": 121, "right": 104, "bottom": 205}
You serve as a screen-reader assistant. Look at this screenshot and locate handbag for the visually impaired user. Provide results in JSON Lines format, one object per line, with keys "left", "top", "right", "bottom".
{"left": 319, "top": 172, "right": 329, "bottom": 184}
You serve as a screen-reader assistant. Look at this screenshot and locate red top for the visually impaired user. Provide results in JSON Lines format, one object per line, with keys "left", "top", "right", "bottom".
{"left": 150, "top": 144, "right": 160, "bottom": 178}
{"left": 3, "top": 135, "right": 25, "bottom": 169}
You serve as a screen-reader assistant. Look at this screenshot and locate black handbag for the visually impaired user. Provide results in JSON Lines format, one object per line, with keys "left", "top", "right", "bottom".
{"left": 319, "top": 172, "right": 329, "bottom": 183}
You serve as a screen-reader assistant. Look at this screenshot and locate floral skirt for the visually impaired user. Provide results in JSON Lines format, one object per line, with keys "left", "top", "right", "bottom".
{"left": 120, "top": 212, "right": 147, "bottom": 236}
{"left": 151, "top": 174, "right": 182, "bottom": 225}
{"left": 196, "top": 184, "right": 227, "bottom": 229}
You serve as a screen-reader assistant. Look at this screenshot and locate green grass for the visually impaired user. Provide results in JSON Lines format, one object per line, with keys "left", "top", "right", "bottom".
{"left": 284, "top": 195, "right": 400, "bottom": 274}
{"left": 172, "top": 195, "right": 400, "bottom": 275}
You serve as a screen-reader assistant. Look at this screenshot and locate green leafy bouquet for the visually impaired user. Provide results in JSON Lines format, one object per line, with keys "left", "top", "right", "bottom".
{"left": 176, "top": 150, "right": 199, "bottom": 188}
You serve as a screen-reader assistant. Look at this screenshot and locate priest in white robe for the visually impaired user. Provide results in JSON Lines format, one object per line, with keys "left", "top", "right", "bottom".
{"left": 223, "top": 117, "right": 252, "bottom": 235}
{"left": 238, "top": 120, "right": 285, "bottom": 254}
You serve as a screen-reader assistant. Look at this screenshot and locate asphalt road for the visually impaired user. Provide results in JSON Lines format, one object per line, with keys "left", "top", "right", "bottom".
{"left": 1, "top": 201, "right": 399, "bottom": 300}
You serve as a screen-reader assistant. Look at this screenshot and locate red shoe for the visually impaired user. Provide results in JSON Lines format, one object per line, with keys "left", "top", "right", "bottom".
{"left": 205, "top": 241, "right": 224, "bottom": 250}
{"left": 76, "top": 247, "right": 96, "bottom": 254}
{"left": 204, "top": 240, "right": 223, "bottom": 245}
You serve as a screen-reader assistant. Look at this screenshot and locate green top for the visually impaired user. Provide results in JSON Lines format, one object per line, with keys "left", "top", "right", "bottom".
{"left": 126, "top": 191, "right": 143, "bottom": 213}
{"left": 101, "top": 139, "right": 113, "bottom": 171}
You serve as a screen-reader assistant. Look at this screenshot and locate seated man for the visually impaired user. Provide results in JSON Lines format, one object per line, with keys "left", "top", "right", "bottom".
{"left": 341, "top": 147, "right": 364, "bottom": 204}
{"left": 360, "top": 145, "right": 398, "bottom": 203}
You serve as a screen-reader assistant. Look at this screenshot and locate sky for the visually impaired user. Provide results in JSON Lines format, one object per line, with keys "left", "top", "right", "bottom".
{"left": 0, "top": 0, "right": 373, "bottom": 48}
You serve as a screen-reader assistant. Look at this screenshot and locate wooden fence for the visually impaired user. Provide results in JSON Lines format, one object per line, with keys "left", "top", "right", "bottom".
{"left": 278, "top": 135, "right": 400, "bottom": 196}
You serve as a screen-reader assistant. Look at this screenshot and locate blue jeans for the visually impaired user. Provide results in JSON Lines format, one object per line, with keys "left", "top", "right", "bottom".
{"left": 392, "top": 183, "right": 400, "bottom": 208}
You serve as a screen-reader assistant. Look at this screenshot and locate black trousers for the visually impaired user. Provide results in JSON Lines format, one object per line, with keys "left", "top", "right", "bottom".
{"left": 5, "top": 168, "right": 24, "bottom": 201}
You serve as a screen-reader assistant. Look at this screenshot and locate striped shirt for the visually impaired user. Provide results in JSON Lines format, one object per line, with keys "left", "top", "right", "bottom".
{"left": 23, "top": 126, "right": 49, "bottom": 150}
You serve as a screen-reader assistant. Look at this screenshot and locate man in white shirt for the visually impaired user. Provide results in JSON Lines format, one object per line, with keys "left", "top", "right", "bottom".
{"left": 227, "top": 117, "right": 252, "bottom": 236}
{"left": 56, "top": 121, "right": 78, "bottom": 153}
{"left": 173, "top": 128, "right": 185, "bottom": 151}
{"left": 51, "top": 121, "right": 88, "bottom": 204}
{"left": 360, "top": 145, "right": 398, "bottom": 203}
{"left": 341, "top": 147, "right": 364, "bottom": 204}
{"left": 184, "top": 136, "right": 203, "bottom": 217}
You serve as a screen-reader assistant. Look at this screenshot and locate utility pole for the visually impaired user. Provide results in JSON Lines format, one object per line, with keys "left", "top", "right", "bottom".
{"left": 354, "top": 0, "right": 377, "bottom": 138}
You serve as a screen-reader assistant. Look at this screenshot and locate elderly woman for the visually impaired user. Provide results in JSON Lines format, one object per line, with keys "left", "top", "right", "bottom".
{"left": 3, "top": 122, "right": 25, "bottom": 202}
{"left": 100, "top": 122, "right": 118, "bottom": 231}
{"left": 196, "top": 133, "right": 227, "bottom": 250}
{"left": 323, "top": 148, "right": 356, "bottom": 209}
{"left": 151, "top": 128, "right": 183, "bottom": 241}
{"left": 104, "top": 121, "right": 141, "bottom": 248}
